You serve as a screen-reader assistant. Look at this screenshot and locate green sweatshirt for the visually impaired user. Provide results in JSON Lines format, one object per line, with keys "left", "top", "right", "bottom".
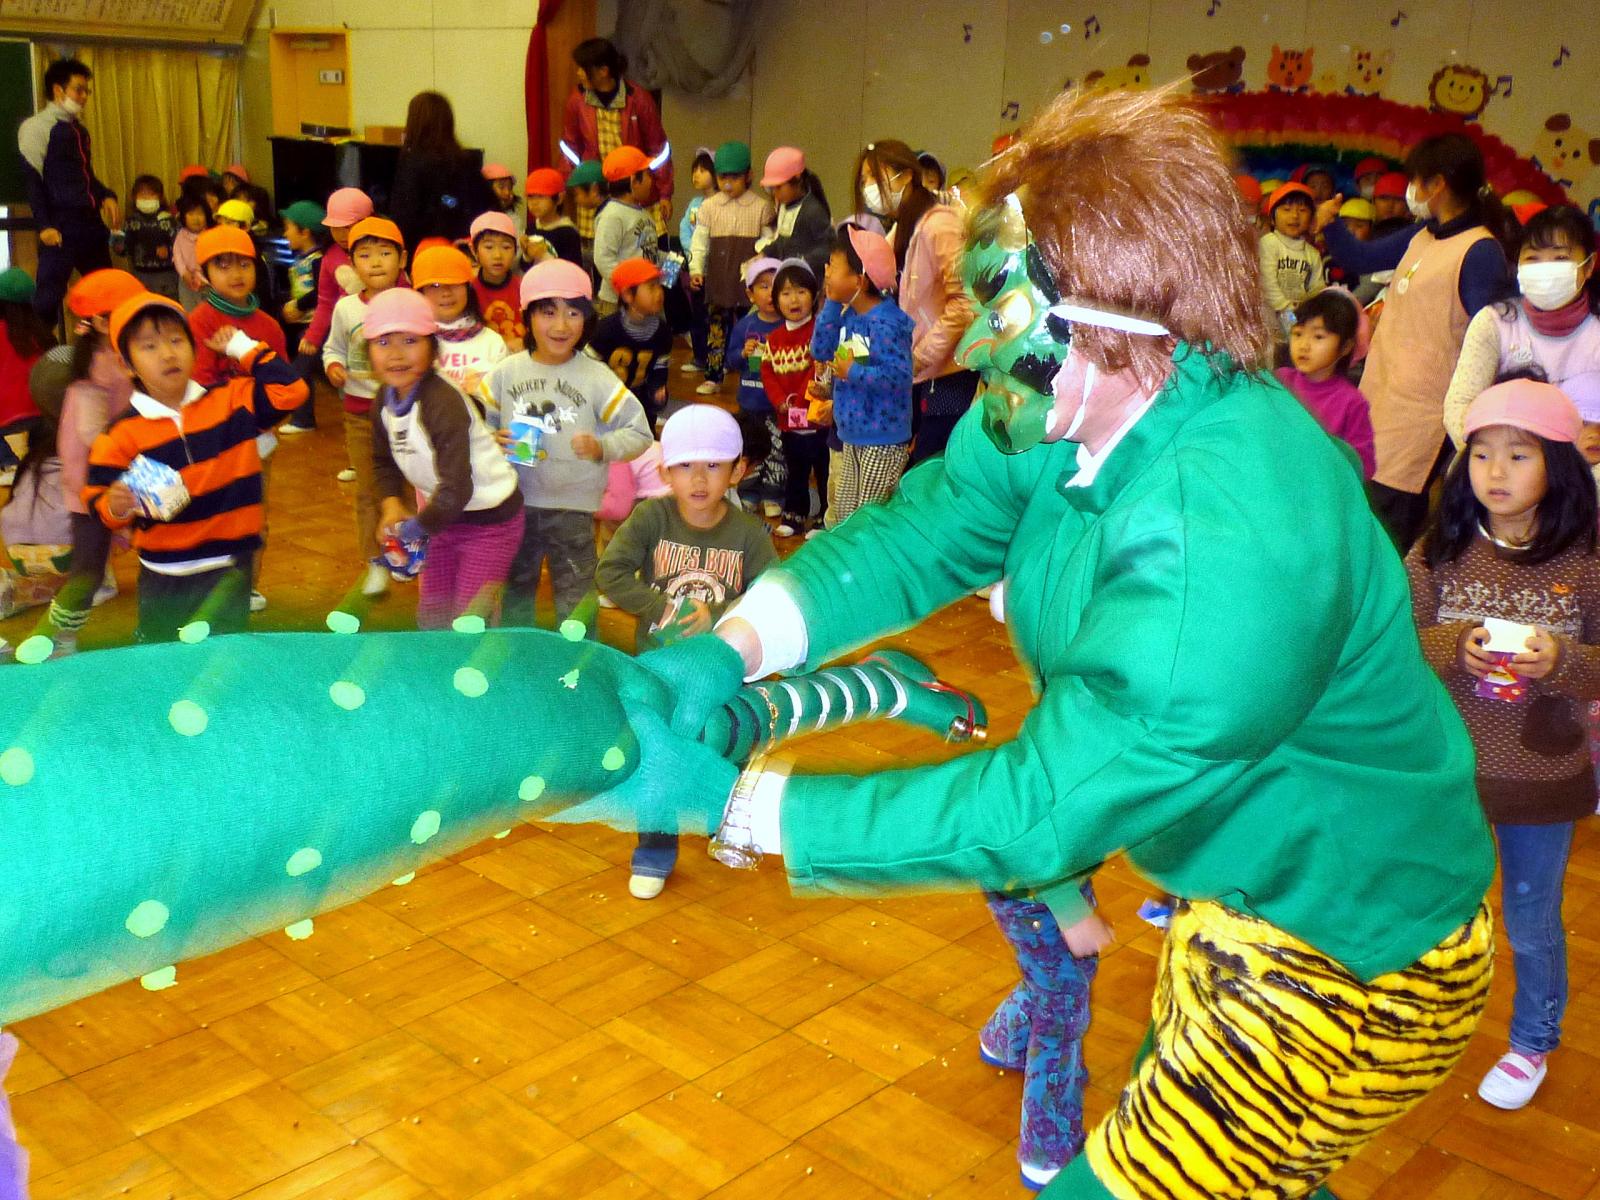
{"left": 762, "top": 343, "right": 1494, "bottom": 982}
{"left": 597, "top": 496, "right": 777, "bottom": 650}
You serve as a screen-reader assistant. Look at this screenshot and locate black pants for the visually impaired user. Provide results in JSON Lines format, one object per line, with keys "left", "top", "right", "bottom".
{"left": 781, "top": 431, "right": 830, "bottom": 524}
{"left": 48, "top": 512, "right": 115, "bottom": 630}
{"left": 34, "top": 215, "right": 112, "bottom": 327}
{"left": 287, "top": 345, "right": 320, "bottom": 428}
{"left": 1369, "top": 436, "right": 1454, "bottom": 555}
{"left": 909, "top": 370, "right": 980, "bottom": 467}
{"left": 137, "top": 561, "right": 252, "bottom": 643}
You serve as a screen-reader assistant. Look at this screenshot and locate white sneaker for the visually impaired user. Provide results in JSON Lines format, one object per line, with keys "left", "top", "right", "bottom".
{"left": 804, "top": 528, "right": 823, "bottom": 540}
{"left": 1020, "top": 1162, "right": 1061, "bottom": 1191}
{"left": 278, "top": 422, "right": 314, "bottom": 435}
{"left": 1478, "top": 1049, "right": 1548, "bottom": 1110}
{"left": 249, "top": 590, "right": 267, "bottom": 613}
{"left": 92, "top": 572, "right": 118, "bottom": 606}
{"left": 629, "top": 874, "right": 666, "bottom": 900}
{"left": 337, "top": 467, "right": 357, "bottom": 483}
{"left": 760, "top": 500, "right": 782, "bottom": 518}
{"left": 695, "top": 380, "right": 720, "bottom": 395}
{"left": 680, "top": 360, "right": 704, "bottom": 375}
{"left": 361, "top": 563, "right": 391, "bottom": 597}
{"left": 774, "top": 522, "right": 799, "bottom": 538}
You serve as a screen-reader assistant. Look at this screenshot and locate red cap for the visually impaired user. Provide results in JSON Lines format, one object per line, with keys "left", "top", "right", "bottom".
{"left": 1373, "top": 172, "right": 1409, "bottom": 200}
{"left": 602, "top": 145, "right": 652, "bottom": 181}
{"left": 1513, "top": 201, "right": 1549, "bottom": 226}
{"left": 109, "top": 292, "right": 186, "bottom": 353}
{"left": 525, "top": 167, "right": 565, "bottom": 197}
{"left": 1267, "top": 182, "right": 1315, "bottom": 212}
{"left": 178, "top": 164, "right": 209, "bottom": 183}
{"left": 1354, "top": 156, "right": 1388, "bottom": 180}
{"left": 195, "top": 225, "right": 257, "bottom": 265}
{"left": 67, "top": 269, "right": 144, "bottom": 319}
{"left": 610, "top": 257, "right": 662, "bottom": 296}
{"left": 1464, "top": 379, "right": 1582, "bottom": 444}
{"left": 349, "top": 216, "right": 405, "bottom": 249}
{"left": 1234, "top": 174, "right": 1262, "bottom": 205}
{"left": 224, "top": 162, "right": 250, "bottom": 182}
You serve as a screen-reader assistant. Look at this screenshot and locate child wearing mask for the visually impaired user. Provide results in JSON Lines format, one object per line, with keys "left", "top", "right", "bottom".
{"left": 114, "top": 175, "right": 179, "bottom": 300}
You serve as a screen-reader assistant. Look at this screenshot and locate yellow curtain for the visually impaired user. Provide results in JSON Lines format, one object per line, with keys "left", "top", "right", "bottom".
{"left": 32, "top": 43, "right": 238, "bottom": 206}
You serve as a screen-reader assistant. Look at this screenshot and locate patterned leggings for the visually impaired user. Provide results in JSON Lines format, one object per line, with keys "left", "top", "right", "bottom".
{"left": 826, "top": 442, "right": 909, "bottom": 528}
{"left": 982, "top": 892, "right": 1097, "bottom": 1175}
{"left": 705, "top": 306, "right": 738, "bottom": 382}
{"left": 1058, "top": 899, "right": 1494, "bottom": 1199}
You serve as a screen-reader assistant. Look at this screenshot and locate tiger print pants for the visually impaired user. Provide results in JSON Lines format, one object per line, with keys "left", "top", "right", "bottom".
{"left": 1046, "top": 899, "right": 1493, "bottom": 1199}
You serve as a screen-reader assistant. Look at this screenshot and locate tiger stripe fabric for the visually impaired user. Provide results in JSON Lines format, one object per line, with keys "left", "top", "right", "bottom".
{"left": 1079, "top": 899, "right": 1493, "bottom": 1200}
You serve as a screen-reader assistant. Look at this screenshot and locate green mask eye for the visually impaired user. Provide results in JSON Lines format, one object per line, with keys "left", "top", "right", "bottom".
{"left": 956, "top": 197, "right": 1074, "bottom": 455}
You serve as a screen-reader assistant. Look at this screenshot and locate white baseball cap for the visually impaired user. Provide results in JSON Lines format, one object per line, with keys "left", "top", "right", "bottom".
{"left": 661, "top": 403, "right": 743, "bottom": 466}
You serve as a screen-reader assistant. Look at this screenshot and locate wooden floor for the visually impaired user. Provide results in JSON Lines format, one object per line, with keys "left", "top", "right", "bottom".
{"left": 6, "top": 361, "right": 1600, "bottom": 1200}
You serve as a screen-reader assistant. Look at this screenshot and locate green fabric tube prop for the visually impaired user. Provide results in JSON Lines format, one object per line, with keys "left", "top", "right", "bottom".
{"left": 0, "top": 628, "right": 982, "bottom": 1024}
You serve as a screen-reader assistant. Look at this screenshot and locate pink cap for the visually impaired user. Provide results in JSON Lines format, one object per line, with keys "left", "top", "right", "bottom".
{"left": 481, "top": 162, "right": 513, "bottom": 181}
{"left": 1464, "top": 379, "right": 1582, "bottom": 444}
{"left": 661, "top": 403, "right": 743, "bottom": 466}
{"left": 520, "top": 259, "right": 593, "bottom": 307}
{"left": 324, "top": 187, "right": 374, "bottom": 228}
{"left": 847, "top": 225, "right": 897, "bottom": 292}
{"left": 1561, "top": 370, "right": 1600, "bottom": 424}
{"left": 362, "top": 288, "right": 438, "bottom": 338}
{"left": 760, "top": 146, "right": 806, "bottom": 188}
{"left": 224, "top": 162, "right": 250, "bottom": 182}
{"left": 470, "top": 211, "right": 518, "bottom": 242}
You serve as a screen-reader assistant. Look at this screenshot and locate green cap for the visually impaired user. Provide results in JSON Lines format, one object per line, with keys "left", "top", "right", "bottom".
{"left": 0, "top": 267, "right": 35, "bottom": 305}
{"left": 713, "top": 141, "right": 751, "bottom": 175}
{"left": 568, "top": 160, "right": 604, "bottom": 188}
{"left": 279, "top": 199, "right": 327, "bottom": 233}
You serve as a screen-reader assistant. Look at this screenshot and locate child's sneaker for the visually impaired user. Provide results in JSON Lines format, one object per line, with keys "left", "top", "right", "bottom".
{"left": 1479, "top": 1049, "right": 1548, "bottom": 1109}
{"left": 804, "top": 528, "right": 823, "bottom": 541}
{"left": 629, "top": 873, "right": 666, "bottom": 900}
{"left": 249, "top": 590, "right": 268, "bottom": 613}
{"left": 695, "top": 379, "right": 720, "bottom": 395}
{"left": 337, "top": 467, "right": 357, "bottom": 483}
{"left": 92, "top": 569, "right": 118, "bottom": 606}
{"left": 278, "top": 421, "right": 314, "bottom": 435}
{"left": 774, "top": 520, "right": 800, "bottom": 538}
{"left": 361, "top": 563, "right": 391, "bottom": 597}
{"left": 1020, "top": 1163, "right": 1061, "bottom": 1192}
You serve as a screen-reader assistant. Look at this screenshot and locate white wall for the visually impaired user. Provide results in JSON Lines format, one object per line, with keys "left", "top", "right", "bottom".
{"left": 240, "top": 0, "right": 536, "bottom": 195}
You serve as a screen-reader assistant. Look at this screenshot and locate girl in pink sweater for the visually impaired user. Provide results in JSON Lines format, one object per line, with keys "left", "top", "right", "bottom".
{"left": 1276, "top": 287, "right": 1376, "bottom": 479}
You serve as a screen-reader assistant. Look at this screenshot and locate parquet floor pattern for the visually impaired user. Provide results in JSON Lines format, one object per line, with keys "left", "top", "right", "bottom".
{"left": 6, "top": 364, "right": 1598, "bottom": 1200}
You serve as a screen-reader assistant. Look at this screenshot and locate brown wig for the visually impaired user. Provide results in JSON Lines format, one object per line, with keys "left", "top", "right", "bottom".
{"left": 973, "top": 83, "right": 1274, "bottom": 387}
{"left": 854, "top": 139, "right": 936, "bottom": 271}
{"left": 402, "top": 91, "right": 463, "bottom": 160}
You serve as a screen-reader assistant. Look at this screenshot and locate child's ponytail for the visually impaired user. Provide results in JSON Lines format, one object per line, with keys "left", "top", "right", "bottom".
{"left": 802, "top": 169, "right": 830, "bottom": 219}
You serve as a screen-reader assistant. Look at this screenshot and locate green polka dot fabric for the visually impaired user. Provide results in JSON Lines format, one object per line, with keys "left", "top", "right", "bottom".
{"left": 0, "top": 628, "right": 652, "bottom": 1024}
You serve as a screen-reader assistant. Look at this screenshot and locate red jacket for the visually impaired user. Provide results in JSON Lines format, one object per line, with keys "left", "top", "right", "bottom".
{"left": 559, "top": 81, "right": 673, "bottom": 202}
{"left": 0, "top": 327, "right": 42, "bottom": 428}
{"left": 188, "top": 302, "right": 289, "bottom": 388}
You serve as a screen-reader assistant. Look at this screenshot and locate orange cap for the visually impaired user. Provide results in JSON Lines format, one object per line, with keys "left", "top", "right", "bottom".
{"left": 349, "top": 216, "right": 405, "bottom": 250}
{"left": 1266, "top": 181, "right": 1315, "bottom": 212}
{"left": 414, "top": 236, "right": 453, "bottom": 256}
{"left": 195, "top": 225, "right": 257, "bottom": 266}
{"left": 412, "top": 245, "right": 476, "bottom": 289}
{"left": 109, "top": 292, "right": 187, "bottom": 353}
{"left": 602, "top": 145, "right": 652, "bottom": 182}
{"left": 67, "top": 269, "right": 145, "bottom": 319}
{"left": 610, "top": 257, "right": 662, "bottom": 296}
{"left": 525, "top": 167, "right": 565, "bottom": 197}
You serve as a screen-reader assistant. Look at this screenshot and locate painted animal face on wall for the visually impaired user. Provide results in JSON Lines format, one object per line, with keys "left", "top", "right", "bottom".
{"left": 1082, "top": 54, "right": 1152, "bottom": 92}
{"left": 1346, "top": 48, "right": 1391, "bottom": 96}
{"left": 1187, "top": 46, "right": 1246, "bottom": 93}
{"left": 1532, "top": 114, "right": 1600, "bottom": 189}
{"left": 1428, "top": 64, "right": 1491, "bottom": 120}
{"left": 954, "top": 196, "right": 1074, "bottom": 455}
{"left": 1267, "top": 45, "right": 1314, "bottom": 91}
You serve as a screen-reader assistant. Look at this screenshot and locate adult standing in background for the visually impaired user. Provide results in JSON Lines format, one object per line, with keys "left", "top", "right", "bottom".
{"left": 388, "top": 91, "right": 494, "bottom": 252}
{"left": 855, "top": 139, "right": 977, "bottom": 464}
{"left": 560, "top": 38, "right": 673, "bottom": 241}
{"left": 17, "top": 58, "right": 120, "bottom": 325}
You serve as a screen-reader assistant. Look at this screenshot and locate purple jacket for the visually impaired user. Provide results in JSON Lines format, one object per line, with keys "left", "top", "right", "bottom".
{"left": 1276, "top": 367, "right": 1376, "bottom": 480}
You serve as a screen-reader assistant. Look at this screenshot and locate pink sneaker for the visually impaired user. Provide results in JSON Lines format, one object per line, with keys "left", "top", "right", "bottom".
{"left": 1478, "top": 1048, "right": 1548, "bottom": 1110}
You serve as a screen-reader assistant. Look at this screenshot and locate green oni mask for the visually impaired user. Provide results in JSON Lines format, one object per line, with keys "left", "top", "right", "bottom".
{"left": 954, "top": 194, "right": 1076, "bottom": 455}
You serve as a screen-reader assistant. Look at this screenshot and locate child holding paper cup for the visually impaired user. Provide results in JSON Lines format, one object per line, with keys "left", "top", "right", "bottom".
{"left": 1406, "top": 378, "right": 1600, "bottom": 1113}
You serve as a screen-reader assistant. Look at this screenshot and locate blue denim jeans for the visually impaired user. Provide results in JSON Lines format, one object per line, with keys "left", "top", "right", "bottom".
{"left": 1495, "top": 820, "right": 1575, "bottom": 1055}
{"left": 632, "top": 831, "right": 678, "bottom": 879}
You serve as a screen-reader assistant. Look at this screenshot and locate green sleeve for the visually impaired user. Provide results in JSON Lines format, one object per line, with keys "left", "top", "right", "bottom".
{"left": 776, "top": 464, "right": 1345, "bottom": 897}
{"left": 595, "top": 501, "right": 669, "bottom": 624}
{"left": 767, "top": 406, "right": 1065, "bottom": 669}
{"left": 1033, "top": 875, "right": 1093, "bottom": 929}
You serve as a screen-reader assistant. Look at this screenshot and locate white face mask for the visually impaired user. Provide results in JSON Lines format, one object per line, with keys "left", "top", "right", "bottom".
{"left": 1404, "top": 181, "right": 1433, "bottom": 221}
{"left": 862, "top": 177, "right": 903, "bottom": 217}
{"left": 135, "top": 197, "right": 161, "bottom": 215}
{"left": 1518, "top": 259, "right": 1589, "bottom": 310}
{"left": 60, "top": 95, "right": 83, "bottom": 117}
